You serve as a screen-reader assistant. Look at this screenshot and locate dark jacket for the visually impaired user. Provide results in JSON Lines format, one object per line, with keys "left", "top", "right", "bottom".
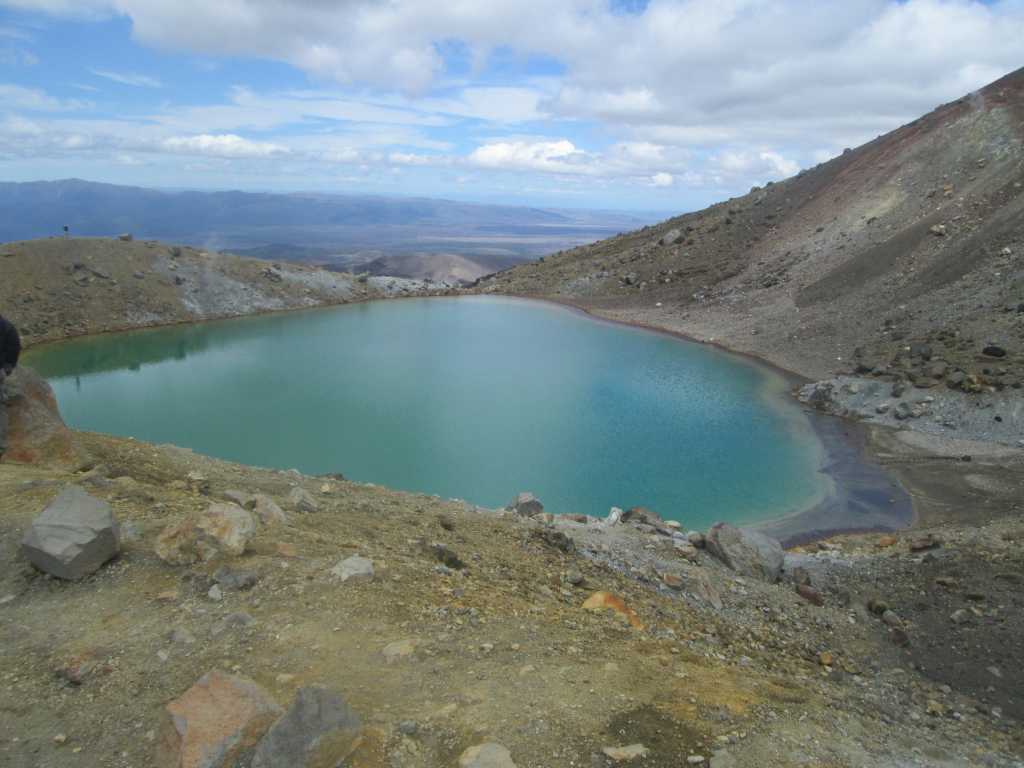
{"left": 0, "top": 315, "right": 20, "bottom": 373}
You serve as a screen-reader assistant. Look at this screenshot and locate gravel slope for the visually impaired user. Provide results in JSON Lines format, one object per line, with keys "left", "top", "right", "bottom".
{"left": 481, "top": 67, "right": 1024, "bottom": 388}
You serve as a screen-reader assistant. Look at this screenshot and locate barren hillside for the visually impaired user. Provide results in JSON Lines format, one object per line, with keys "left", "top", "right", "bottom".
{"left": 483, "top": 67, "right": 1024, "bottom": 387}
{"left": 0, "top": 237, "right": 445, "bottom": 347}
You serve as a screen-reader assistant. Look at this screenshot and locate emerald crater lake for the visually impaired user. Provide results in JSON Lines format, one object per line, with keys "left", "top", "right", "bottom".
{"left": 27, "top": 297, "right": 832, "bottom": 529}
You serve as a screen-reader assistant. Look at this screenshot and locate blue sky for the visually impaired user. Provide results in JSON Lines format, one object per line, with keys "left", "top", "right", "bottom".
{"left": 0, "top": 1, "right": 1021, "bottom": 211}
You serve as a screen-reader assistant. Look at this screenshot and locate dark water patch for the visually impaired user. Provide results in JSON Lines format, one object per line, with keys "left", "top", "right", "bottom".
{"left": 756, "top": 414, "right": 912, "bottom": 546}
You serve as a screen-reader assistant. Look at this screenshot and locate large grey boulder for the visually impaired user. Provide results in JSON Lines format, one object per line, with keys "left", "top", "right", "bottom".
{"left": 705, "top": 523, "right": 784, "bottom": 583}
{"left": 330, "top": 555, "right": 374, "bottom": 583}
{"left": 251, "top": 686, "right": 361, "bottom": 768}
{"left": 507, "top": 492, "right": 543, "bottom": 517}
{"left": 658, "top": 228, "right": 682, "bottom": 246}
{"left": 21, "top": 485, "right": 121, "bottom": 579}
{"left": 287, "top": 486, "right": 319, "bottom": 513}
{"left": 620, "top": 506, "right": 673, "bottom": 535}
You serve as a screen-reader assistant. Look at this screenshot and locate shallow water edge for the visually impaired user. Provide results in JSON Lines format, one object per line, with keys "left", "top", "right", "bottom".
{"left": 501, "top": 294, "right": 914, "bottom": 544}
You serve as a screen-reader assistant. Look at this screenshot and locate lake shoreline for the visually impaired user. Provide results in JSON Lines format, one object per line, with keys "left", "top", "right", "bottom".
{"left": 491, "top": 294, "right": 915, "bottom": 544}
{"left": 25, "top": 291, "right": 916, "bottom": 545}
{"left": 506, "top": 293, "right": 1024, "bottom": 538}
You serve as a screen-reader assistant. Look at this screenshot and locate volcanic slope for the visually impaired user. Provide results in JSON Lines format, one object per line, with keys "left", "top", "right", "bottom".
{"left": 0, "top": 237, "right": 443, "bottom": 346}
{"left": 482, "top": 67, "right": 1024, "bottom": 384}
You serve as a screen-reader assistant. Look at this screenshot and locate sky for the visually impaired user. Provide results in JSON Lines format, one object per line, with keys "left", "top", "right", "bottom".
{"left": 0, "top": 1, "right": 1021, "bottom": 212}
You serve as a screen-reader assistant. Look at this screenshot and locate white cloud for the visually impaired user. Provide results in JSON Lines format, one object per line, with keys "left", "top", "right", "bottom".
{"left": 161, "top": 134, "right": 287, "bottom": 158}
{"left": 1, "top": 0, "right": 109, "bottom": 15}
{"left": 149, "top": 87, "right": 451, "bottom": 136}
{"left": 759, "top": 151, "right": 800, "bottom": 178}
{"left": 4, "top": 0, "right": 1024, "bottom": 198}
{"left": 8, "top": 1, "right": 1023, "bottom": 129}
{"left": 469, "top": 139, "right": 593, "bottom": 174}
{"left": 416, "top": 87, "right": 544, "bottom": 123}
{"left": 388, "top": 151, "right": 437, "bottom": 166}
{"left": 465, "top": 137, "right": 695, "bottom": 184}
{"left": 544, "top": 0, "right": 1024, "bottom": 153}
{"left": 90, "top": 68, "right": 162, "bottom": 88}
{"left": 0, "top": 83, "right": 88, "bottom": 111}
{"left": 711, "top": 148, "right": 802, "bottom": 185}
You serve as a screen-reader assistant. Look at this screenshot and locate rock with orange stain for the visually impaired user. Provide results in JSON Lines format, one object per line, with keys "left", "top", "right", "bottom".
{"left": 1, "top": 367, "right": 78, "bottom": 466}
{"left": 876, "top": 535, "right": 898, "bottom": 548}
{"left": 157, "top": 670, "right": 282, "bottom": 768}
{"left": 155, "top": 518, "right": 201, "bottom": 565}
{"left": 581, "top": 591, "right": 644, "bottom": 630}
{"left": 196, "top": 503, "right": 256, "bottom": 557}
{"left": 154, "top": 503, "right": 256, "bottom": 565}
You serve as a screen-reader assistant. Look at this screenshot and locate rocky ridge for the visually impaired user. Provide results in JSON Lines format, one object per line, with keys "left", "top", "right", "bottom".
{"left": 0, "top": 237, "right": 453, "bottom": 347}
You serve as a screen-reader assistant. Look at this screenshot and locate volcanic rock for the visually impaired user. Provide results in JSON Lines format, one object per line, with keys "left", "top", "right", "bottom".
{"left": 331, "top": 554, "right": 374, "bottom": 582}
{"left": 705, "top": 523, "right": 784, "bottom": 583}
{"left": 0, "top": 367, "right": 78, "bottom": 465}
{"left": 251, "top": 686, "right": 361, "bottom": 768}
{"left": 287, "top": 487, "right": 319, "bottom": 513}
{"left": 157, "top": 670, "right": 282, "bottom": 768}
{"left": 507, "top": 492, "right": 543, "bottom": 517}
{"left": 21, "top": 485, "right": 120, "bottom": 579}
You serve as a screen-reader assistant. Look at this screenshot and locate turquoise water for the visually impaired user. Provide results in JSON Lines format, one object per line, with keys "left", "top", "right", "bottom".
{"left": 25, "top": 297, "right": 827, "bottom": 527}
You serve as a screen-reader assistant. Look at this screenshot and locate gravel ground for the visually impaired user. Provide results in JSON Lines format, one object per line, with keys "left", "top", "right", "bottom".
{"left": 1, "top": 433, "right": 1022, "bottom": 767}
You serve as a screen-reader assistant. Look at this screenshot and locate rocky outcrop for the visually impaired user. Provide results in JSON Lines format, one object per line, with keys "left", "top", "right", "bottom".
{"left": 798, "top": 374, "right": 1023, "bottom": 446}
{"left": 196, "top": 503, "right": 256, "bottom": 557}
{"left": 251, "top": 686, "right": 361, "bottom": 768}
{"left": 251, "top": 495, "right": 286, "bottom": 525}
{"left": 658, "top": 228, "right": 682, "bottom": 246}
{"left": 221, "top": 491, "right": 287, "bottom": 525}
{"left": 459, "top": 743, "right": 518, "bottom": 768}
{"left": 287, "top": 486, "right": 319, "bottom": 513}
{"left": 705, "top": 523, "right": 784, "bottom": 583}
{"left": 157, "top": 670, "right": 282, "bottom": 768}
{"left": 21, "top": 485, "right": 121, "bottom": 579}
{"left": 507, "top": 492, "right": 543, "bottom": 517}
{"left": 620, "top": 506, "right": 674, "bottom": 535}
{"left": 330, "top": 555, "right": 374, "bottom": 582}
{"left": 155, "top": 502, "right": 257, "bottom": 565}
{"left": 0, "top": 366, "right": 78, "bottom": 466}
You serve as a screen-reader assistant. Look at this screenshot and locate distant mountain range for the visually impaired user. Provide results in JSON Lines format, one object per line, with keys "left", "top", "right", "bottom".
{"left": 0, "top": 179, "right": 662, "bottom": 283}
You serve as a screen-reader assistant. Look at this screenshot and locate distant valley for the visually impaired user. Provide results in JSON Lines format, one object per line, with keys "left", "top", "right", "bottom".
{"left": 0, "top": 179, "right": 661, "bottom": 284}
